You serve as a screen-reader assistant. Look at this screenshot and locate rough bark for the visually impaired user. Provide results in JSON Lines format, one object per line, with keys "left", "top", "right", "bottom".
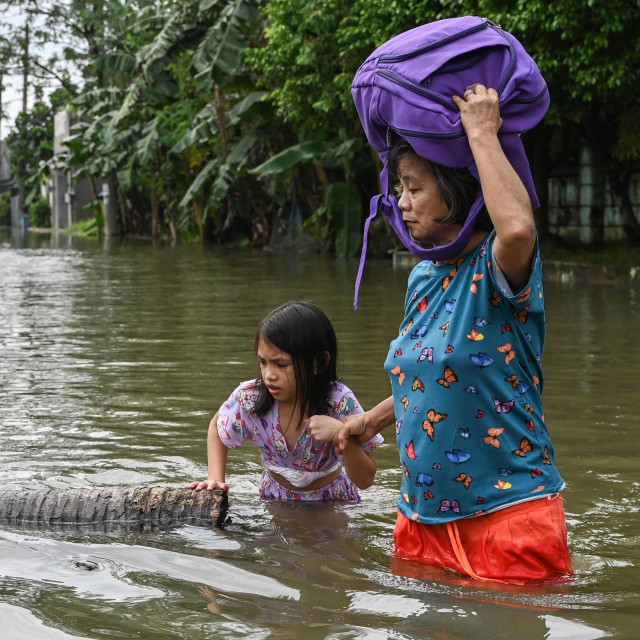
{"left": 0, "top": 486, "right": 227, "bottom": 528}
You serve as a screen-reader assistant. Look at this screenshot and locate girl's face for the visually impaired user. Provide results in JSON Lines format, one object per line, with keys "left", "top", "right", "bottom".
{"left": 396, "top": 155, "right": 458, "bottom": 246}
{"left": 257, "top": 338, "right": 297, "bottom": 409}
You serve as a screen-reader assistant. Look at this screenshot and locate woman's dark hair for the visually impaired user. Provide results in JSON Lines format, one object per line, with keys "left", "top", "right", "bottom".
{"left": 387, "top": 134, "right": 493, "bottom": 231}
{"left": 253, "top": 301, "right": 339, "bottom": 420}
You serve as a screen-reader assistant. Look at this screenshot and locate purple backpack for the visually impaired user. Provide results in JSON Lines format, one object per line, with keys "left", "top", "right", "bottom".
{"left": 351, "top": 16, "right": 549, "bottom": 308}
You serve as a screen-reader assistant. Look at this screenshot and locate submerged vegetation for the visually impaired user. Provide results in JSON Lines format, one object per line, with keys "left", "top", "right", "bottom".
{"left": 1, "top": 1, "right": 639, "bottom": 253}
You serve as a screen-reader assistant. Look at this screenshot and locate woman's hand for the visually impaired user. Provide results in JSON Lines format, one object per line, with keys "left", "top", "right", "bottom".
{"left": 337, "top": 413, "right": 370, "bottom": 450}
{"left": 185, "top": 479, "right": 229, "bottom": 492}
{"left": 333, "top": 398, "right": 395, "bottom": 452}
{"left": 306, "top": 414, "right": 374, "bottom": 451}
{"left": 452, "top": 84, "right": 502, "bottom": 141}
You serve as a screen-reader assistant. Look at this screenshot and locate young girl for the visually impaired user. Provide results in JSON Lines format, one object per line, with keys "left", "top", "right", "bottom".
{"left": 186, "top": 301, "right": 382, "bottom": 501}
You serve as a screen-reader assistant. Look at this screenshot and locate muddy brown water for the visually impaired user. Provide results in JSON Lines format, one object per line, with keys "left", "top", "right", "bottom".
{"left": 1, "top": 229, "right": 638, "bottom": 639}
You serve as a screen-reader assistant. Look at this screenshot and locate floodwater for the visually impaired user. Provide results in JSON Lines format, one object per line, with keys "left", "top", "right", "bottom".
{"left": 0, "top": 227, "right": 638, "bottom": 640}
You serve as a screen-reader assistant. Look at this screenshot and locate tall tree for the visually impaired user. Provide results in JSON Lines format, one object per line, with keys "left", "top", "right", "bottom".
{"left": 6, "top": 87, "right": 73, "bottom": 201}
{"left": 251, "top": 0, "right": 640, "bottom": 243}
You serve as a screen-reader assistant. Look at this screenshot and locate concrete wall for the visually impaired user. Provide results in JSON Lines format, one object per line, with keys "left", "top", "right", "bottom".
{"left": 50, "top": 110, "right": 95, "bottom": 230}
{"left": 0, "top": 141, "right": 11, "bottom": 184}
{"left": 548, "top": 145, "right": 640, "bottom": 243}
{"left": 10, "top": 194, "right": 21, "bottom": 227}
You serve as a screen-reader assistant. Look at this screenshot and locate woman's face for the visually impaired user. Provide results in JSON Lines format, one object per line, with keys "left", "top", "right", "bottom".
{"left": 396, "top": 155, "right": 458, "bottom": 246}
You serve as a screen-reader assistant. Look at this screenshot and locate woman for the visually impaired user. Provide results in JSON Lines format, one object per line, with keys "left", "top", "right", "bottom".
{"left": 327, "top": 84, "right": 572, "bottom": 584}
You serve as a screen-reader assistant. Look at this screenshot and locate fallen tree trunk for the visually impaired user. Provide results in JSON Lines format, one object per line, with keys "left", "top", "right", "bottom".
{"left": 0, "top": 487, "right": 227, "bottom": 528}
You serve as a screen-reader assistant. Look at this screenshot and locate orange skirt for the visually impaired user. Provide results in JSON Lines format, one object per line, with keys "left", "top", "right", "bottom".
{"left": 394, "top": 494, "right": 572, "bottom": 584}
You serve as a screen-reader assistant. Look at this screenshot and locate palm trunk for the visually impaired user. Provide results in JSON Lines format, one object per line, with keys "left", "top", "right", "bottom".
{"left": 193, "top": 193, "right": 205, "bottom": 238}
{"left": 0, "top": 486, "right": 227, "bottom": 527}
{"left": 215, "top": 86, "right": 235, "bottom": 232}
{"left": 150, "top": 180, "right": 161, "bottom": 238}
{"left": 168, "top": 209, "right": 178, "bottom": 244}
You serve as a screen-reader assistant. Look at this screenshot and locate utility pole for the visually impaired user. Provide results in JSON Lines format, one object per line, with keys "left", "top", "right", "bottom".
{"left": 22, "top": 22, "right": 29, "bottom": 113}
{"left": 0, "top": 69, "right": 3, "bottom": 140}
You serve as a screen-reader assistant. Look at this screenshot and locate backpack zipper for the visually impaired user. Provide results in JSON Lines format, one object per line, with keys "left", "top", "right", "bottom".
{"left": 378, "top": 20, "right": 523, "bottom": 101}
{"left": 391, "top": 126, "right": 466, "bottom": 141}
{"left": 511, "top": 85, "right": 548, "bottom": 104}
{"left": 377, "top": 19, "right": 543, "bottom": 139}
{"left": 378, "top": 19, "right": 491, "bottom": 63}
{"left": 428, "top": 47, "right": 495, "bottom": 79}
{"left": 377, "top": 69, "right": 458, "bottom": 113}
{"left": 493, "top": 27, "right": 516, "bottom": 95}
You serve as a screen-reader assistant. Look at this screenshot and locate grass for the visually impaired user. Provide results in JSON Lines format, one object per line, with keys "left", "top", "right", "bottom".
{"left": 62, "top": 217, "right": 103, "bottom": 239}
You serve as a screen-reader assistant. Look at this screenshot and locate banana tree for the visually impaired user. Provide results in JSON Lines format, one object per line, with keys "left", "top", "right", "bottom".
{"left": 251, "top": 138, "right": 363, "bottom": 256}
{"left": 107, "top": 0, "right": 264, "bottom": 240}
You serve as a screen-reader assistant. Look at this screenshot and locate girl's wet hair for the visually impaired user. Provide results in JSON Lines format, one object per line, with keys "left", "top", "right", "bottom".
{"left": 253, "top": 301, "right": 339, "bottom": 419}
{"left": 387, "top": 134, "right": 493, "bottom": 231}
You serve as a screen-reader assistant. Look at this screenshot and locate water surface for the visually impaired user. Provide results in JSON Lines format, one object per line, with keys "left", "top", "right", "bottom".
{"left": 0, "top": 229, "right": 638, "bottom": 639}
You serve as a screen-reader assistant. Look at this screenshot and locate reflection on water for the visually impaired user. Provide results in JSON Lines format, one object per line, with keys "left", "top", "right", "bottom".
{"left": 0, "top": 229, "right": 637, "bottom": 639}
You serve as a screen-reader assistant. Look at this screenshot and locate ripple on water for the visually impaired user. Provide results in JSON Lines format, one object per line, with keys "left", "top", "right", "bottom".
{"left": 0, "top": 235, "right": 637, "bottom": 639}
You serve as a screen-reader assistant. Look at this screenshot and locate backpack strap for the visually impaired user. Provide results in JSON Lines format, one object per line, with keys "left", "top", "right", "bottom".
{"left": 353, "top": 177, "right": 485, "bottom": 310}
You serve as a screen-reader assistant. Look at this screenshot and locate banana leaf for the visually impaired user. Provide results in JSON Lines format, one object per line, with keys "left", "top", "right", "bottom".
{"left": 225, "top": 91, "right": 268, "bottom": 126}
{"left": 192, "top": 0, "right": 259, "bottom": 86}
{"left": 179, "top": 158, "right": 218, "bottom": 208}
{"left": 207, "top": 128, "right": 262, "bottom": 206}
{"left": 139, "top": 11, "right": 195, "bottom": 76}
{"left": 94, "top": 53, "right": 137, "bottom": 75}
{"left": 170, "top": 110, "right": 219, "bottom": 153}
{"left": 137, "top": 120, "right": 160, "bottom": 166}
{"left": 251, "top": 141, "right": 333, "bottom": 176}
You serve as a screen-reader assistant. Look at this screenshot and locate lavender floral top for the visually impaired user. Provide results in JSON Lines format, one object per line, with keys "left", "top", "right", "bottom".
{"left": 217, "top": 380, "right": 383, "bottom": 501}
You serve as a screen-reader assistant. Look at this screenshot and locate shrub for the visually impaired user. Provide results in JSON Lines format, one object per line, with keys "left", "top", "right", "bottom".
{"left": 28, "top": 197, "right": 51, "bottom": 227}
{"left": 0, "top": 193, "right": 10, "bottom": 225}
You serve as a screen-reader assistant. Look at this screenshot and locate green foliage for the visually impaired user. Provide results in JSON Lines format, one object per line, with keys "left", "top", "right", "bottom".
{"left": 6, "top": 88, "right": 72, "bottom": 203}
{"left": 247, "top": 0, "right": 353, "bottom": 137}
{"left": 4, "top": 0, "right": 639, "bottom": 246}
{"left": 63, "top": 216, "right": 102, "bottom": 238}
{"left": 251, "top": 141, "right": 333, "bottom": 176}
{"left": 250, "top": 0, "right": 640, "bottom": 242}
{"left": 247, "top": 0, "right": 445, "bottom": 138}
{"left": 0, "top": 192, "right": 10, "bottom": 225}
{"left": 324, "top": 182, "right": 361, "bottom": 258}
{"left": 27, "top": 197, "right": 52, "bottom": 227}
{"left": 60, "top": 0, "right": 267, "bottom": 238}
{"left": 192, "top": 0, "right": 260, "bottom": 86}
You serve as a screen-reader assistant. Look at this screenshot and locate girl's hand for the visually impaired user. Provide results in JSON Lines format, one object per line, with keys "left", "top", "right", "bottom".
{"left": 185, "top": 479, "right": 229, "bottom": 492}
{"left": 306, "top": 415, "right": 344, "bottom": 445}
{"left": 452, "top": 84, "right": 502, "bottom": 141}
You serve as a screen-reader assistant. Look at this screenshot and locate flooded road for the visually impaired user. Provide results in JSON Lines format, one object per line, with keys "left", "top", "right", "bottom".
{"left": 1, "top": 229, "right": 638, "bottom": 639}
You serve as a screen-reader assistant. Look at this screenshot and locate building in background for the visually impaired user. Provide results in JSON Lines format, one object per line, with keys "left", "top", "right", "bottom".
{"left": 0, "top": 140, "right": 11, "bottom": 188}
{"left": 547, "top": 147, "right": 640, "bottom": 244}
{"left": 50, "top": 110, "right": 94, "bottom": 231}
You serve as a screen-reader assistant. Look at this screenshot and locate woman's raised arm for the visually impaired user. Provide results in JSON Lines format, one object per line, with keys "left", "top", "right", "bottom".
{"left": 452, "top": 85, "right": 536, "bottom": 293}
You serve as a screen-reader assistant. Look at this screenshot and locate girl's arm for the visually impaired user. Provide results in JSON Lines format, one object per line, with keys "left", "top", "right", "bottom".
{"left": 185, "top": 412, "right": 230, "bottom": 491}
{"left": 452, "top": 85, "right": 536, "bottom": 293}
{"left": 306, "top": 414, "right": 380, "bottom": 490}
{"left": 341, "top": 436, "right": 377, "bottom": 490}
